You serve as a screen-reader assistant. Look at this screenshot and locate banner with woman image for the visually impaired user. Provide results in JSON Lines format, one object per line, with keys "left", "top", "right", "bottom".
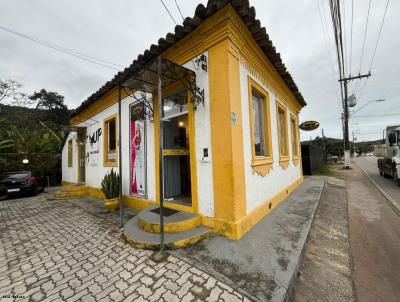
{"left": 130, "top": 103, "right": 147, "bottom": 197}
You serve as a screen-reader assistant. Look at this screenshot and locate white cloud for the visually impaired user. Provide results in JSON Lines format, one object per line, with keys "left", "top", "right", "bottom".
{"left": 0, "top": 0, "right": 398, "bottom": 141}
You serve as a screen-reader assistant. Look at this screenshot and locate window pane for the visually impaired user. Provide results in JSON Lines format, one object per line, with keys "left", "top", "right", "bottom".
{"left": 291, "top": 118, "right": 297, "bottom": 156}
{"left": 108, "top": 119, "right": 116, "bottom": 152}
{"left": 278, "top": 109, "right": 286, "bottom": 156}
{"left": 252, "top": 93, "right": 266, "bottom": 157}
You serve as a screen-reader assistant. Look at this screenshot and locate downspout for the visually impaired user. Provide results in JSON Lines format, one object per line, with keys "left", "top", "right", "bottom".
{"left": 118, "top": 85, "right": 124, "bottom": 229}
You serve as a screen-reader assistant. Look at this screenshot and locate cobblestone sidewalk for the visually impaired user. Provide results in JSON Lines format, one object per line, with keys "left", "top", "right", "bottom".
{"left": 0, "top": 195, "right": 248, "bottom": 302}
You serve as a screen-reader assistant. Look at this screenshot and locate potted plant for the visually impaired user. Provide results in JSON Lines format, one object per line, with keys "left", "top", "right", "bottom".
{"left": 101, "top": 168, "right": 120, "bottom": 212}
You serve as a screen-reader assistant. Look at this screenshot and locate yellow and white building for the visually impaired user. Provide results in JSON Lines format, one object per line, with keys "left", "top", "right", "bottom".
{"left": 61, "top": 0, "right": 306, "bottom": 241}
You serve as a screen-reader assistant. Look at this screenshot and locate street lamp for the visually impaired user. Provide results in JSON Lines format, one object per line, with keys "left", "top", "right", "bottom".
{"left": 350, "top": 99, "right": 385, "bottom": 117}
{"left": 22, "top": 158, "right": 29, "bottom": 170}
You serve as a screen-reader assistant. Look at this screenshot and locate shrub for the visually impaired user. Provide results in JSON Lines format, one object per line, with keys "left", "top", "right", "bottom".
{"left": 100, "top": 168, "right": 119, "bottom": 199}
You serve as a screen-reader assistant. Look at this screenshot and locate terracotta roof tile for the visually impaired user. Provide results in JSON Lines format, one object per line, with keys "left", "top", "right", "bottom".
{"left": 70, "top": 0, "right": 306, "bottom": 120}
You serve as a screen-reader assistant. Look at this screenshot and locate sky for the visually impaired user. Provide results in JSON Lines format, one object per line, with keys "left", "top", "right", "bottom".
{"left": 0, "top": 0, "right": 398, "bottom": 142}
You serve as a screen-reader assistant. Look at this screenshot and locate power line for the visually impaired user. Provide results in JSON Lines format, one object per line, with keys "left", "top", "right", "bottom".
{"left": 160, "top": 0, "right": 201, "bottom": 70}
{"left": 358, "top": 0, "right": 372, "bottom": 73}
{"left": 349, "top": 0, "right": 354, "bottom": 74}
{"left": 317, "top": 0, "right": 342, "bottom": 110}
{"left": 341, "top": 0, "right": 348, "bottom": 76}
{"left": 0, "top": 25, "right": 122, "bottom": 70}
{"left": 160, "top": 0, "right": 178, "bottom": 25}
{"left": 369, "top": 0, "right": 390, "bottom": 71}
{"left": 174, "top": 0, "right": 200, "bottom": 55}
{"left": 356, "top": 0, "right": 390, "bottom": 103}
{"left": 353, "top": 113, "right": 400, "bottom": 118}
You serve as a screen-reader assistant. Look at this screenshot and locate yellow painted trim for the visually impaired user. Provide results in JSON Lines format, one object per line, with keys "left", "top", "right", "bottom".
{"left": 67, "top": 140, "right": 73, "bottom": 167}
{"left": 290, "top": 114, "right": 300, "bottom": 166}
{"left": 69, "top": 88, "right": 132, "bottom": 126}
{"left": 276, "top": 101, "right": 290, "bottom": 166}
{"left": 201, "top": 176, "right": 304, "bottom": 240}
{"left": 103, "top": 113, "right": 118, "bottom": 167}
{"left": 137, "top": 215, "right": 201, "bottom": 234}
{"left": 154, "top": 88, "right": 198, "bottom": 214}
{"left": 85, "top": 185, "right": 156, "bottom": 210}
{"left": 124, "top": 228, "right": 209, "bottom": 250}
{"left": 69, "top": 6, "right": 302, "bottom": 126}
{"left": 124, "top": 195, "right": 155, "bottom": 210}
{"left": 208, "top": 38, "right": 247, "bottom": 223}
{"left": 163, "top": 149, "right": 190, "bottom": 156}
{"left": 61, "top": 180, "right": 75, "bottom": 186}
{"left": 247, "top": 76, "right": 273, "bottom": 176}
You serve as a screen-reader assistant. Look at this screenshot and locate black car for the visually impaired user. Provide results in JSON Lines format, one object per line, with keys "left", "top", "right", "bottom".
{"left": 0, "top": 171, "right": 46, "bottom": 197}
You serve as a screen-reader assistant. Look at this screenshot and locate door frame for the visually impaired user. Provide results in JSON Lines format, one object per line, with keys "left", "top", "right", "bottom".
{"left": 77, "top": 129, "right": 86, "bottom": 184}
{"left": 154, "top": 84, "right": 198, "bottom": 214}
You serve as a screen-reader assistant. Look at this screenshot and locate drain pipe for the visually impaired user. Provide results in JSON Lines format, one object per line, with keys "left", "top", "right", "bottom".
{"left": 118, "top": 85, "right": 124, "bottom": 229}
{"left": 157, "top": 56, "right": 165, "bottom": 254}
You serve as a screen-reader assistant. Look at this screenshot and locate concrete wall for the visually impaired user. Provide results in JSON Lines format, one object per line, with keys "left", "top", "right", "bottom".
{"left": 239, "top": 63, "right": 302, "bottom": 214}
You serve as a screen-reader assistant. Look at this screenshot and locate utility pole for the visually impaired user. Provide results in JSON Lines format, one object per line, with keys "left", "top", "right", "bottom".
{"left": 322, "top": 128, "right": 326, "bottom": 159}
{"left": 339, "top": 72, "right": 371, "bottom": 167}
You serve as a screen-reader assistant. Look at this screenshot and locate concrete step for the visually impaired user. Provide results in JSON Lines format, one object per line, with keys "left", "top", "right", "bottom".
{"left": 60, "top": 184, "right": 88, "bottom": 193}
{"left": 124, "top": 216, "right": 209, "bottom": 250}
{"left": 51, "top": 185, "right": 89, "bottom": 200}
{"left": 137, "top": 205, "right": 200, "bottom": 233}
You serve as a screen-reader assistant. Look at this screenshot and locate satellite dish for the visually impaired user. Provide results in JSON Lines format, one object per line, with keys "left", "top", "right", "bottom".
{"left": 299, "top": 121, "right": 320, "bottom": 131}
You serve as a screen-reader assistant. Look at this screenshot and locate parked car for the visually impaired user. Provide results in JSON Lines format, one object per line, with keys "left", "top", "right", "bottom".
{"left": 0, "top": 171, "right": 46, "bottom": 197}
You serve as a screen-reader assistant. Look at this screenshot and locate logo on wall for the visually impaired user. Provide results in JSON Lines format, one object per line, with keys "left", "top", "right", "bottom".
{"left": 130, "top": 103, "right": 147, "bottom": 197}
{"left": 86, "top": 128, "right": 102, "bottom": 166}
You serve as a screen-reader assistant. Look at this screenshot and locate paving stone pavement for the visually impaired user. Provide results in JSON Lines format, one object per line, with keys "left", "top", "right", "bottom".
{"left": 0, "top": 195, "right": 249, "bottom": 302}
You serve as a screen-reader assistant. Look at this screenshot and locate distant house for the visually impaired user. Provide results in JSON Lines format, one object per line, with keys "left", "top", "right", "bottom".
{"left": 61, "top": 0, "right": 306, "bottom": 240}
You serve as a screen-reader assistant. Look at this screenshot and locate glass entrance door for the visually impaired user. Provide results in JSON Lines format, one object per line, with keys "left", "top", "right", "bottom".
{"left": 161, "top": 89, "right": 192, "bottom": 207}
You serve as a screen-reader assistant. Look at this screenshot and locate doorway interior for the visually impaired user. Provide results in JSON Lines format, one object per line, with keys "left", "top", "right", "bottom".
{"left": 161, "top": 89, "right": 192, "bottom": 208}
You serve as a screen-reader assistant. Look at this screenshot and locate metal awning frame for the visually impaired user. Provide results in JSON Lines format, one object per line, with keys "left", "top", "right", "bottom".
{"left": 120, "top": 56, "right": 205, "bottom": 121}
{"left": 118, "top": 56, "right": 205, "bottom": 257}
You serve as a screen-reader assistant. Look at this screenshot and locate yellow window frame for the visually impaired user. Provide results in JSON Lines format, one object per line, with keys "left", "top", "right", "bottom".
{"left": 276, "top": 101, "right": 289, "bottom": 169}
{"left": 67, "top": 139, "right": 73, "bottom": 167}
{"left": 103, "top": 113, "right": 118, "bottom": 167}
{"left": 248, "top": 76, "right": 273, "bottom": 176}
{"left": 290, "top": 114, "right": 300, "bottom": 165}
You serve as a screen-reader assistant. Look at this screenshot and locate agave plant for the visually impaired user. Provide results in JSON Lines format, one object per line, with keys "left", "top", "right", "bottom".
{"left": 100, "top": 168, "right": 120, "bottom": 199}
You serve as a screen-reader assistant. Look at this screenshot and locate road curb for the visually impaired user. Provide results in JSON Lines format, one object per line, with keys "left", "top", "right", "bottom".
{"left": 355, "top": 161, "right": 400, "bottom": 217}
{"left": 284, "top": 180, "right": 325, "bottom": 302}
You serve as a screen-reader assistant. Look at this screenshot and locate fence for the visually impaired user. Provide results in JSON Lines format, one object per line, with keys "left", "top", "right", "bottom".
{"left": 301, "top": 145, "right": 325, "bottom": 175}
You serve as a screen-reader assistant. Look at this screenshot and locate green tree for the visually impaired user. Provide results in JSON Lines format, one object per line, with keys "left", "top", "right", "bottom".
{"left": 0, "top": 79, "right": 31, "bottom": 106}
{"left": 30, "top": 89, "right": 67, "bottom": 111}
{"left": 0, "top": 139, "right": 14, "bottom": 166}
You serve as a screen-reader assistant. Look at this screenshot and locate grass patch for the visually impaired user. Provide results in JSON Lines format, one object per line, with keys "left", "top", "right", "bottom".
{"left": 313, "top": 163, "right": 334, "bottom": 176}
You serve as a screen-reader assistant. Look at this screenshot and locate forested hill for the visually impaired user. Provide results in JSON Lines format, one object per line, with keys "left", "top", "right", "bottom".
{"left": 0, "top": 99, "right": 73, "bottom": 182}
{"left": 0, "top": 104, "right": 73, "bottom": 132}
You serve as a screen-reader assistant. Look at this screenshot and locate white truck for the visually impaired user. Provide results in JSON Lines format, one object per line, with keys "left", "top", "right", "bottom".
{"left": 375, "top": 125, "right": 400, "bottom": 185}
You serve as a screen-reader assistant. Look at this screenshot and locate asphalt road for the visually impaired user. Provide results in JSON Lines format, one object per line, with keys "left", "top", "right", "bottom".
{"left": 354, "top": 156, "right": 400, "bottom": 213}
{"left": 347, "top": 159, "right": 400, "bottom": 302}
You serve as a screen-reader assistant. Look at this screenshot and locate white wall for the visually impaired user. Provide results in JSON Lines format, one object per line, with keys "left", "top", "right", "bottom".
{"left": 61, "top": 93, "right": 156, "bottom": 201}
{"left": 61, "top": 55, "right": 213, "bottom": 217}
{"left": 61, "top": 132, "right": 78, "bottom": 183}
{"left": 183, "top": 52, "right": 214, "bottom": 218}
{"left": 239, "top": 63, "right": 302, "bottom": 214}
